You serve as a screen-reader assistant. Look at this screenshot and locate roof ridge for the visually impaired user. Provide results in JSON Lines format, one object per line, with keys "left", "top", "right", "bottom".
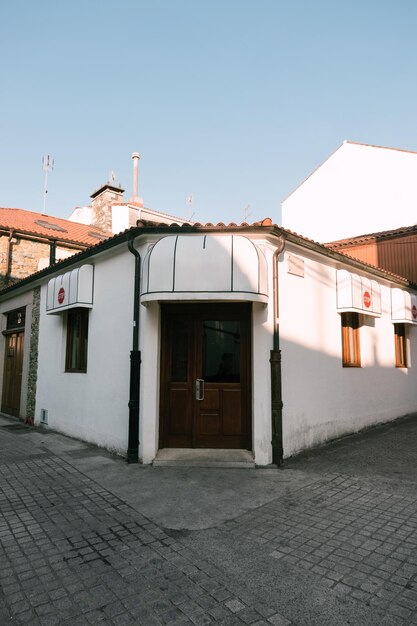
{"left": 344, "top": 140, "right": 417, "bottom": 156}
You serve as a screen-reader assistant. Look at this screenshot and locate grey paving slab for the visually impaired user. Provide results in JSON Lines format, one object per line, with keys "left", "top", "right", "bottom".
{"left": 1, "top": 413, "right": 417, "bottom": 625}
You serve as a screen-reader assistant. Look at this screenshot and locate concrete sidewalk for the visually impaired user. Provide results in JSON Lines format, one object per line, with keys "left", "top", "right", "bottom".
{"left": 1, "top": 413, "right": 417, "bottom": 625}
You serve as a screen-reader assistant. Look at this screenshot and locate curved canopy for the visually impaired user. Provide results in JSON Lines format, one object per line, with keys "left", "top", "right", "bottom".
{"left": 391, "top": 288, "right": 417, "bottom": 324}
{"left": 46, "top": 265, "right": 94, "bottom": 314}
{"left": 336, "top": 269, "right": 381, "bottom": 317}
{"left": 141, "top": 234, "right": 268, "bottom": 304}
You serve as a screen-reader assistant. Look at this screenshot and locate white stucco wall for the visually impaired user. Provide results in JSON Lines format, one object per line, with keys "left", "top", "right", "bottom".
{"left": 251, "top": 298, "right": 273, "bottom": 465}
{"left": 282, "top": 142, "right": 417, "bottom": 242}
{"left": 279, "top": 242, "right": 417, "bottom": 457}
{"left": 112, "top": 205, "right": 191, "bottom": 235}
{"left": 35, "top": 246, "right": 135, "bottom": 454}
{"left": 138, "top": 300, "right": 161, "bottom": 463}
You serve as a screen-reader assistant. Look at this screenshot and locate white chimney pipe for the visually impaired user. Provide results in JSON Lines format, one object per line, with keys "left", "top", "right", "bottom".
{"left": 132, "top": 152, "right": 141, "bottom": 201}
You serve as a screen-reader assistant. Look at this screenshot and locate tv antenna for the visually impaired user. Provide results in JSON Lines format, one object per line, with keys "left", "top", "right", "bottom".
{"left": 42, "top": 155, "right": 54, "bottom": 213}
{"left": 186, "top": 193, "right": 195, "bottom": 222}
{"left": 242, "top": 204, "right": 252, "bottom": 222}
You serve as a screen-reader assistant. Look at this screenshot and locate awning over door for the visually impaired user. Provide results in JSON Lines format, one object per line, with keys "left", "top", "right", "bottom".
{"left": 336, "top": 269, "right": 381, "bottom": 317}
{"left": 46, "top": 265, "right": 94, "bottom": 314}
{"left": 391, "top": 288, "right": 417, "bottom": 324}
{"left": 141, "top": 235, "right": 268, "bottom": 304}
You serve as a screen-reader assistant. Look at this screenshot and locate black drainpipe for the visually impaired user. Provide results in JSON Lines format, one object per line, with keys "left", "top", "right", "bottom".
{"left": 127, "top": 236, "right": 141, "bottom": 463}
{"left": 270, "top": 236, "right": 285, "bottom": 466}
{"left": 5, "top": 229, "right": 14, "bottom": 285}
{"left": 49, "top": 240, "right": 56, "bottom": 266}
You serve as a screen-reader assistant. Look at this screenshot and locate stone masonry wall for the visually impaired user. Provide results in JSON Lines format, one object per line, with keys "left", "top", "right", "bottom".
{"left": 26, "top": 287, "right": 40, "bottom": 421}
{"left": 0, "top": 235, "right": 82, "bottom": 288}
{"left": 91, "top": 187, "right": 124, "bottom": 232}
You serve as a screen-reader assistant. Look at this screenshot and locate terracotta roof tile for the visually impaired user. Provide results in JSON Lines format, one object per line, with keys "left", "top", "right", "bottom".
{"left": 326, "top": 223, "right": 417, "bottom": 248}
{"left": 0, "top": 208, "right": 109, "bottom": 246}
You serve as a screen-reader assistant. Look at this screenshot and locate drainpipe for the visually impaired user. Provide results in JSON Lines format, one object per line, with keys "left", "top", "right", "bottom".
{"left": 49, "top": 240, "right": 56, "bottom": 266}
{"left": 5, "top": 229, "right": 14, "bottom": 284}
{"left": 270, "top": 235, "right": 285, "bottom": 466}
{"left": 127, "top": 235, "right": 141, "bottom": 463}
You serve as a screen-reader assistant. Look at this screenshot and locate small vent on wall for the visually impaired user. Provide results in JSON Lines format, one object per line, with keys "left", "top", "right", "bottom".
{"left": 40, "top": 409, "right": 48, "bottom": 425}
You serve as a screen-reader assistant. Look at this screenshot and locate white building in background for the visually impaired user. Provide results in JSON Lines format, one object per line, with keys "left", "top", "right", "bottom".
{"left": 1, "top": 218, "right": 416, "bottom": 466}
{"left": 282, "top": 141, "right": 417, "bottom": 243}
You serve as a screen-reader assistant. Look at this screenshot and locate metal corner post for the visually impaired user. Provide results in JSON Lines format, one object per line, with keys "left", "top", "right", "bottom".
{"left": 127, "top": 236, "right": 141, "bottom": 463}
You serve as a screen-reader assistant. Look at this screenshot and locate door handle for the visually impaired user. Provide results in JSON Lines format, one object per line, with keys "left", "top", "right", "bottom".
{"left": 195, "top": 378, "right": 204, "bottom": 401}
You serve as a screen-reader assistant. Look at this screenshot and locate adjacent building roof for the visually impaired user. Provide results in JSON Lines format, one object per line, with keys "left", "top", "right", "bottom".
{"left": 344, "top": 140, "right": 417, "bottom": 156}
{"left": 327, "top": 223, "right": 417, "bottom": 249}
{"left": 0, "top": 208, "right": 109, "bottom": 247}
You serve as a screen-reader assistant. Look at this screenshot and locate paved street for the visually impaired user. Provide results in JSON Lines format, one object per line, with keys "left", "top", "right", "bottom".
{"left": 1, "top": 414, "right": 417, "bottom": 625}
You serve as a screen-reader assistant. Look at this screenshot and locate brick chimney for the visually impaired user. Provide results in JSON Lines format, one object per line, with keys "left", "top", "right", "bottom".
{"left": 90, "top": 183, "right": 125, "bottom": 232}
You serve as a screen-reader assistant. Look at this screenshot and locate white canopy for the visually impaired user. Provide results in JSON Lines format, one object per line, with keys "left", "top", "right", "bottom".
{"left": 391, "top": 288, "right": 417, "bottom": 324}
{"left": 336, "top": 269, "right": 381, "bottom": 317}
{"left": 141, "top": 235, "right": 268, "bottom": 305}
{"left": 46, "top": 265, "right": 94, "bottom": 314}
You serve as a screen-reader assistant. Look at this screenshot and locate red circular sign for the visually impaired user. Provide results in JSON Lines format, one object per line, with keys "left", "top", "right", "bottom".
{"left": 412, "top": 305, "right": 417, "bottom": 320}
{"left": 363, "top": 291, "right": 371, "bottom": 308}
{"left": 58, "top": 287, "right": 65, "bottom": 304}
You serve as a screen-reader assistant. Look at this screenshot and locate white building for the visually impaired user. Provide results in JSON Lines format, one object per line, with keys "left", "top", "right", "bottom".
{"left": 282, "top": 141, "right": 417, "bottom": 243}
{"left": 1, "top": 219, "right": 416, "bottom": 465}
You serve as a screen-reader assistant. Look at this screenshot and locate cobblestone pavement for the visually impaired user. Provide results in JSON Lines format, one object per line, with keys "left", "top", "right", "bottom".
{"left": 1, "top": 415, "right": 417, "bottom": 625}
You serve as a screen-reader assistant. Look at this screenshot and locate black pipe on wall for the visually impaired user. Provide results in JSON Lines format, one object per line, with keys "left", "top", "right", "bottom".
{"left": 127, "top": 236, "right": 141, "bottom": 464}
{"left": 49, "top": 240, "right": 56, "bottom": 266}
{"left": 270, "top": 236, "right": 285, "bottom": 467}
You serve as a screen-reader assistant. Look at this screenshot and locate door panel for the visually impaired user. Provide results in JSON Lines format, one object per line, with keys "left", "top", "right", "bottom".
{"left": 1, "top": 332, "right": 24, "bottom": 417}
{"left": 168, "top": 389, "right": 192, "bottom": 435}
{"left": 161, "top": 315, "right": 194, "bottom": 447}
{"left": 160, "top": 304, "right": 251, "bottom": 450}
{"left": 222, "top": 389, "right": 242, "bottom": 435}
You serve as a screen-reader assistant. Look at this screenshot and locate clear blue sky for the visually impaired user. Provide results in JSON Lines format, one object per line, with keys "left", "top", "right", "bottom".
{"left": 2, "top": 0, "right": 417, "bottom": 225}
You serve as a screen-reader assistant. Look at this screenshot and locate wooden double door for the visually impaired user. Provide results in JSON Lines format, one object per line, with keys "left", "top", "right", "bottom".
{"left": 160, "top": 303, "right": 252, "bottom": 449}
{"left": 1, "top": 332, "right": 24, "bottom": 417}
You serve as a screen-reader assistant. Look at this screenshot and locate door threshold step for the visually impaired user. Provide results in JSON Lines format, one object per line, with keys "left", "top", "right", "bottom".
{"left": 153, "top": 448, "right": 255, "bottom": 468}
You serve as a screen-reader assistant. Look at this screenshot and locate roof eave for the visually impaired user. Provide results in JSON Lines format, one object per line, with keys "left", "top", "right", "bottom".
{"left": 0, "top": 221, "right": 413, "bottom": 300}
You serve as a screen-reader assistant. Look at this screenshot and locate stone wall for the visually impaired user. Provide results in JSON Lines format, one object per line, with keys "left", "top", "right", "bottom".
{"left": 26, "top": 287, "right": 40, "bottom": 421}
{"left": 0, "top": 235, "right": 82, "bottom": 288}
{"left": 90, "top": 186, "right": 124, "bottom": 232}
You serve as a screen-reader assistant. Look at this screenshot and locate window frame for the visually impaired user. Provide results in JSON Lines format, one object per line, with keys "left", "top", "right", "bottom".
{"left": 341, "top": 312, "right": 361, "bottom": 368}
{"left": 394, "top": 323, "right": 408, "bottom": 368}
{"left": 65, "top": 308, "right": 89, "bottom": 373}
{"left": 5, "top": 307, "right": 26, "bottom": 331}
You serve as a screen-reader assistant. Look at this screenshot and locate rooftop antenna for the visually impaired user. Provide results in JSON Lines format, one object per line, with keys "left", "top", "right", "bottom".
{"left": 42, "top": 155, "right": 54, "bottom": 213}
{"left": 186, "top": 193, "right": 195, "bottom": 221}
{"left": 242, "top": 204, "right": 252, "bottom": 222}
